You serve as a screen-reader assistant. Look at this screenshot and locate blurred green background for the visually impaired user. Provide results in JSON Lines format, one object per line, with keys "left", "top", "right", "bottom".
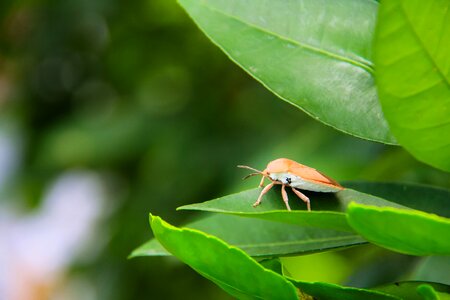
{"left": 0, "top": 1, "right": 448, "bottom": 299}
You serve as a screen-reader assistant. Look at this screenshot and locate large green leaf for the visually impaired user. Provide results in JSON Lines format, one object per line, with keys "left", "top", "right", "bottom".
{"left": 374, "top": 0, "right": 450, "bottom": 171}
{"left": 178, "top": 0, "right": 396, "bottom": 143}
{"left": 374, "top": 281, "right": 450, "bottom": 300}
{"left": 347, "top": 203, "right": 450, "bottom": 255}
{"left": 131, "top": 213, "right": 366, "bottom": 258}
{"left": 290, "top": 281, "right": 399, "bottom": 300}
{"left": 178, "top": 182, "right": 449, "bottom": 231}
{"left": 179, "top": 188, "right": 353, "bottom": 231}
{"left": 149, "top": 214, "right": 299, "bottom": 300}
{"left": 132, "top": 182, "right": 448, "bottom": 258}
{"left": 177, "top": 188, "right": 404, "bottom": 232}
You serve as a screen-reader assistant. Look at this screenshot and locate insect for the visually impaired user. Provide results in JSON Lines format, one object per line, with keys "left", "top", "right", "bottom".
{"left": 238, "top": 158, "right": 344, "bottom": 211}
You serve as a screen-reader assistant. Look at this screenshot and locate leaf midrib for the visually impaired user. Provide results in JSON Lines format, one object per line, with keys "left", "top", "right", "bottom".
{"left": 179, "top": 206, "right": 346, "bottom": 216}
{"left": 399, "top": 2, "right": 450, "bottom": 88}
{"left": 196, "top": 268, "right": 296, "bottom": 300}
{"left": 192, "top": 0, "right": 375, "bottom": 75}
{"left": 197, "top": 269, "right": 267, "bottom": 299}
{"left": 237, "top": 235, "right": 365, "bottom": 249}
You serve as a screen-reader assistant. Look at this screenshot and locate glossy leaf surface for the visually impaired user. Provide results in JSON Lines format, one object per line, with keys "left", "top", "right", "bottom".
{"left": 347, "top": 203, "right": 450, "bottom": 255}
{"left": 179, "top": 182, "right": 449, "bottom": 231}
{"left": 150, "top": 214, "right": 299, "bottom": 299}
{"left": 375, "top": 0, "right": 450, "bottom": 170}
{"left": 131, "top": 213, "right": 366, "bottom": 258}
{"left": 178, "top": 0, "right": 396, "bottom": 143}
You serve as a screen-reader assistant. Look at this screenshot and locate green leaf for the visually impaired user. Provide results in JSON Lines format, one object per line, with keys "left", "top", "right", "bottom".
{"left": 149, "top": 214, "right": 299, "bottom": 300}
{"left": 347, "top": 203, "right": 450, "bottom": 255}
{"left": 417, "top": 284, "right": 439, "bottom": 300}
{"left": 374, "top": 0, "right": 450, "bottom": 171}
{"left": 374, "top": 281, "right": 450, "bottom": 300}
{"left": 289, "top": 280, "right": 399, "bottom": 300}
{"left": 344, "top": 182, "right": 450, "bottom": 217}
{"left": 131, "top": 213, "right": 366, "bottom": 258}
{"left": 179, "top": 182, "right": 449, "bottom": 231}
{"left": 179, "top": 189, "right": 353, "bottom": 230}
{"left": 132, "top": 182, "right": 448, "bottom": 259}
{"left": 178, "top": 0, "right": 396, "bottom": 143}
{"left": 176, "top": 188, "right": 402, "bottom": 232}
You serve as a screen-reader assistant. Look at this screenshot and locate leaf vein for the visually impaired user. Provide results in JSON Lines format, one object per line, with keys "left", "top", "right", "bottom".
{"left": 239, "top": 235, "right": 363, "bottom": 249}
{"left": 196, "top": 1, "right": 374, "bottom": 75}
{"left": 399, "top": 2, "right": 450, "bottom": 87}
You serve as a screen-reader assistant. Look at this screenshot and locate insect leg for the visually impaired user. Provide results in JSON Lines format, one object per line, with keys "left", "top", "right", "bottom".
{"left": 259, "top": 175, "right": 265, "bottom": 187}
{"left": 291, "top": 188, "right": 311, "bottom": 211}
{"left": 281, "top": 184, "right": 291, "bottom": 211}
{"left": 253, "top": 182, "right": 274, "bottom": 207}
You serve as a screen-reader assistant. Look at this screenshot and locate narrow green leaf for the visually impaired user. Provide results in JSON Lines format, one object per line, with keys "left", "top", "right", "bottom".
{"left": 374, "top": 0, "right": 450, "bottom": 171}
{"left": 374, "top": 281, "right": 450, "bottom": 300}
{"left": 178, "top": 0, "right": 396, "bottom": 143}
{"left": 131, "top": 213, "right": 366, "bottom": 258}
{"left": 347, "top": 203, "right": 450, "bottom": 255}
{"left": 290, "top": 280, "right": 399, "bottom": 300}
{"left": 150, "top": 214, "right": 299, "bottom": 300}
{"left": 178, "top": 183, "right": 432, "bottom": 231}
{"left": 132, "top": 182, "right": 448, "bottom": 259}
{"left": 178, "top": 182, "right": 449, "bottom": 233}
{"left": 179, "top": 190, "right": 353, "bottom": 231}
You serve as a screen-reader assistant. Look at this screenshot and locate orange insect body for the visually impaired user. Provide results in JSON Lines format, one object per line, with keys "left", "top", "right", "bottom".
{"left": 238, "top": 158, "right": 344, "bottom": 211}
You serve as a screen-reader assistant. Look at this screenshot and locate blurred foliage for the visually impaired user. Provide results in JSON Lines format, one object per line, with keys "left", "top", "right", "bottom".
{"left": 0, "top": 0, "right": 449, "bottom": 299}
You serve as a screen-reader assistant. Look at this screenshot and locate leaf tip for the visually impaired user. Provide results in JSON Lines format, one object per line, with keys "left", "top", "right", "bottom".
{"left": 149, "top": 213, "right": 163, "bottom": 228}
{"left": 176, "top": 205, "right": 187, "bottom": 211}
{"left": 127, "top": 251, "right": 138, "bottom": 260}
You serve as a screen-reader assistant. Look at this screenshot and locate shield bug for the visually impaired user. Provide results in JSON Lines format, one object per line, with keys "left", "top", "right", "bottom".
{"left": 238, "top": 158, "right": 344, "bottom": 211}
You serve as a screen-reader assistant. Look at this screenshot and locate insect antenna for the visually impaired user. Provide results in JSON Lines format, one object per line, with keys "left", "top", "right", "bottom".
{"left": 242, "top": 172, "right": 260, "bottom": 180}
{"left": 237, "top": 165, "right": 262, "bottom": 173}
{"left": 237, "top": 165, "right": 268, "bottom": 181}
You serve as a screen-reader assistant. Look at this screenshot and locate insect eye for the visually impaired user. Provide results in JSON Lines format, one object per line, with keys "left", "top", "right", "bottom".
{"left": 286, "top": 177, "right": 292, "bottom": 184}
